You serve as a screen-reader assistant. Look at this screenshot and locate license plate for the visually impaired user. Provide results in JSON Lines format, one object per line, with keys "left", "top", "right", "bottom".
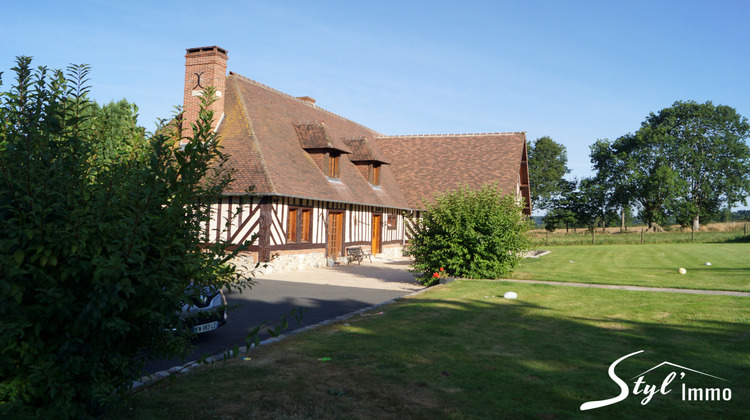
{"left": 192, "top": 321, "right": 218, "bottom": 334}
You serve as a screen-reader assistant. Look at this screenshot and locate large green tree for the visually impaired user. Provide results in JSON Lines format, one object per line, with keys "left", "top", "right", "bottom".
{"left": 527, "top": 136, "right": 570, "bottom": 210}
{"left": 590, "top": 135, "right": 680, "bottom": 230}
{"left": 588, "top": 99, "right": 750, "bottom": 232}
{"left": 639, "top": 100, "right": 750, "bottom": 230}
{"left": 0, "top": 58, "right": 252, "bottom": 418}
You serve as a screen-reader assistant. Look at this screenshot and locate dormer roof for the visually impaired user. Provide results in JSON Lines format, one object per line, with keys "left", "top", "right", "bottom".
{"left": 294, "top": 122, "right": 352, "bottom": 154}
{"left": 341, "top": 137, "right": 389, "bottom": 164}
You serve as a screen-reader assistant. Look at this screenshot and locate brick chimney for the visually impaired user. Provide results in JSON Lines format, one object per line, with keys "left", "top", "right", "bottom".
{"left": 182, "top": 46, "right": 228, "bottom": 138}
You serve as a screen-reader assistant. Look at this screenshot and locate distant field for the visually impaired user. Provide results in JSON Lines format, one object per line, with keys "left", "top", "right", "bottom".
{"left": 530, "top": 222, "right": 749, "bottom": 246}
{"left": 515, "top": 242, "right": 750, "bottom": 292}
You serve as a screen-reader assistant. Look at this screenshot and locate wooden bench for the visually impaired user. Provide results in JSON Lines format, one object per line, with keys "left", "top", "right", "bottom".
{"left": 346, "top": 246, "right": 373, "bottom": 264}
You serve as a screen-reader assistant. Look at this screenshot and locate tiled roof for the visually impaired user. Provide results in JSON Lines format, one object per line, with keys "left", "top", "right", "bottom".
{"left": 375, "top": 133, "right": 529, "bottom": 210}
{"left": 294, "top": 122, "right": 352, "bottom": 154}
{"left": 341, "top": 137, "right": 390, "bottom": 164}
{"left": 216, "top": 73, "right": 410, "bottom": 209}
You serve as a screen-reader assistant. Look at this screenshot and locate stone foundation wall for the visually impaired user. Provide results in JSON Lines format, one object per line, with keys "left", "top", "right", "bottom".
{"left": 230, "top": 250, "right": 327, "bottom": 276}
{"left": 379, "top": 243, "right": 404, "bottom": 259}
{"left": 230, "top": 244, "right": 404, "bottom": 275}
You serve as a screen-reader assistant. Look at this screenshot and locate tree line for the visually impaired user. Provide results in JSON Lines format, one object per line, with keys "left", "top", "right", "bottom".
{"left": 529, "top": 100, "right": 750, "bottom": 232}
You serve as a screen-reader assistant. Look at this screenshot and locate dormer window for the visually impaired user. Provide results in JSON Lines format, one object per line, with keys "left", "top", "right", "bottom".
{"left": 327, "top": 152, "right": 341, "bottom": 179}
{"left": 293, "top": 122, "right": 352, "bottom": 181}
{"left": 340, "top": 137, "right": 390, "bottom": 188}
{"left": 370, "top": 164, "right": 381, "bottom": 186}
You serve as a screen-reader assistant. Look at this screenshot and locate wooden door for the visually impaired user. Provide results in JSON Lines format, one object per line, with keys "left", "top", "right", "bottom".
{"left": 327, "top": 212, "right": 343, "bottom": 258}
{"left": 371, "top": 214, "right": 382, "bottom": 254}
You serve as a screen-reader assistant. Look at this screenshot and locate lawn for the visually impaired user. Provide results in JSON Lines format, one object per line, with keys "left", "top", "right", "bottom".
{"left": 529, "top": 223, "right": 749, "bottom": 246}
{"left": 515, "top": 243, "right": 750, "bottom": 292}
{"left": 108, "top": 244, "right": 750, "bottom": 419}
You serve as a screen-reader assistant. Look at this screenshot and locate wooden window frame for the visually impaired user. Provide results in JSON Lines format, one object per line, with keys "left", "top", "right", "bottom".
{"left": 387, "top": 214, "right": 397, "bottom": 230}
{"left": 327, "top": 152, "right": 340, "bottom": 179}
{"left": 370, "top": 164, "right": 381, "bottom": 186}
{"left": 287, "top": 207, "right": 313, "bottom": 243}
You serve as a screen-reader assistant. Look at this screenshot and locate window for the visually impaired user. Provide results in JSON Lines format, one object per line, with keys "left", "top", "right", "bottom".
{"left": 287, "top": 207, "right": 313, "bottom": 243}
{"left": 300, "top": 209, "right": 311, "bottom": 242}
{"left": 371, "top": 164, "right": 381, "bottom": 186}
{"left": 387, "top": 214, "right": 397, "bottom": 230}
{"left": 287, "top": 209, "right": 298, "bottom": 242}
{"left": 327, "top": 152, "right": 340, "bottom": 179}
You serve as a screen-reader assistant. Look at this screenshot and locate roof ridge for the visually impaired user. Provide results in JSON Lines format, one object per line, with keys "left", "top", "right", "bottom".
{"left": 230, "top": 76, "right": 277, "bottom": 193}
{"left": 228, "top": 72, "right": 384, "bottom": 136}
{"left": 377, "top": 132, "right": 526, "bottom": 138}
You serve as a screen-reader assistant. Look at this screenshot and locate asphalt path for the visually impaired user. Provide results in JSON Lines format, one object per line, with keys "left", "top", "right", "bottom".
{"left": 145, "top": 258, "right": 422, "bottom": 374}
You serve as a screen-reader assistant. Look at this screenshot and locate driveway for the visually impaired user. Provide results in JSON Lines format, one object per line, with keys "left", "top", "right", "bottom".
{"left": 145, "top": 257, "right": 422, "bottom": 373}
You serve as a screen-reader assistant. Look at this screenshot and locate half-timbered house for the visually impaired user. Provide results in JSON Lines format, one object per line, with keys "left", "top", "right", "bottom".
{"left": 181, "top": 46, "right": 530, "bottom": 272}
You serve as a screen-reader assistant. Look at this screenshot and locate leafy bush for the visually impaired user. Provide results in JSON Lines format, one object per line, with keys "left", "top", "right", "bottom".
{"left": 407, "top": 183, "right": 532, "bottom": 285}
{"left": 0, "top": 58, "right": 252, "bottom": 418}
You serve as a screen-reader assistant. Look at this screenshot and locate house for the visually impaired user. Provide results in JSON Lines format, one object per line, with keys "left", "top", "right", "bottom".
{"left": 181, "top": 46, "right": 531, "bottom": 271}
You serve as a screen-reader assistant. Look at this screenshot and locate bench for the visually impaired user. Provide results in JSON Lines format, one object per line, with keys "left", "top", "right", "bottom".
{"left": 346, "top": 246, "right": 373, "bottom": 264}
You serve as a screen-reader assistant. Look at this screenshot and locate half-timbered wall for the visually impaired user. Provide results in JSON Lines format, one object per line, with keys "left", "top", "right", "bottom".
{"left": 205, "top": 195, "right": 407, "bottom": 271}
{"left": 205, "top": 196, "right": 262, "bottom": 245}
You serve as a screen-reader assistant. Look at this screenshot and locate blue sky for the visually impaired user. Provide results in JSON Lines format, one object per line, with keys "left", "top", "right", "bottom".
{"left": 3, "top": 0, "right": 750, "bottom": 207}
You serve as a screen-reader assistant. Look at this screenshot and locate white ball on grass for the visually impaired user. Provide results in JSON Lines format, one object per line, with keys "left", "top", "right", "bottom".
{"left": 678, "top": 268, "right": 687, "bottom": 274}
{"left": 705, "top": 262, "right": 712, "bottom": 266}
{"left": 504, "top": 291, "right": 518, "bottom": 299}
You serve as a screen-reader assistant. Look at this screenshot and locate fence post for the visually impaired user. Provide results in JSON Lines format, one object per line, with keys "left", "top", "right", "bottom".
{"left": 545, "top": 231, "right": 549, "bottom": 246}
{"left": 592, "top": 229, "right": 596, "bottom": 245}
{"left": 691, "top": 224, "right": 695, "bottom": 242}
{"left": 641, "top": 228, "right": 645, "bottom": 244}
{"left": 745, "top": 223, "right": 748, "bottom": 236}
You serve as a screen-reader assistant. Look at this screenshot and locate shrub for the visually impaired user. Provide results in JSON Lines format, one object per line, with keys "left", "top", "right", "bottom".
{"left": 407, "top": 183, "right": 532, "bottom": 285}
{"left": 0, "top": 58, "right": 252, "bottom": 418}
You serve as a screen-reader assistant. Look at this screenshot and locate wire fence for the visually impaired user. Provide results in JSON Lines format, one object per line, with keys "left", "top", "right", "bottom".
{"left": 531, "top": 223, "right": 750, "bottom": 246}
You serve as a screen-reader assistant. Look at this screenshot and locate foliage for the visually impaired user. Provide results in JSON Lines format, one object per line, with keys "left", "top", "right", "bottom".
{"left": 0, "top": 57, "right": 252, "bottom": 419}
{"left": 527, "top": 136, "right": 570, "bottom": 210}
{"left": 591, "top": 101, "right": 750, "bottom": 231}
{"left": 642, "top": 100, "right": 750, "bottom": 230}
{"left": 541, "top": 179, "right": 578, "bottom": 232}
{"left": 590, "top": 134, "right": 679, "bottom": 230}
{"left": 407, "top": 183, "right": 532, "bottom": 284}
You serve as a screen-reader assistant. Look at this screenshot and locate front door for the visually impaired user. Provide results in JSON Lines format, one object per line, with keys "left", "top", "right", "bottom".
{"left": 327, "top": 212, "right": 344, "bottom": 259}
{"left": 371, "top": 214, "right": 382, "bottom": 255}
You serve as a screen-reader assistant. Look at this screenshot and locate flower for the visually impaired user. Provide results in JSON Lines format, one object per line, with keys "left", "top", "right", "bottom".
{"left": 432, "top": 272, "right": 440, "bottom": 278}
{"left": 440, "top": 267, "right": 444, "bottom": 272}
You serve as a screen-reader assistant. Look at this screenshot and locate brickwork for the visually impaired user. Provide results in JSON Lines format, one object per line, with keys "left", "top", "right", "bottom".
{"left": 183, "top": 46, "right": 228, "bottom": 138}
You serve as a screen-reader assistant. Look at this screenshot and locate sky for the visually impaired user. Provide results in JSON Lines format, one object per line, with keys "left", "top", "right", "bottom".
{"left": 3, "top": 0, "right": 750, "bottom": 209}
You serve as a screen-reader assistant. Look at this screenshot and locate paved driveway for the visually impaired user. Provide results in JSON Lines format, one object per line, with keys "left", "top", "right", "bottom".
{"left": 146, "top": 257, "right": 421, "bottom": 373}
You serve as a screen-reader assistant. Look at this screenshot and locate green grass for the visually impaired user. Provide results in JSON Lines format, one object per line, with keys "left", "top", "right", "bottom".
{"left": 531, "top": 225, "right": 749, "bottom": 246}
{"left": 109, "top": 270, "right": 750, "bottom": 419}
{"left": 515, "top": 243, "right": 750, "bottom": 292}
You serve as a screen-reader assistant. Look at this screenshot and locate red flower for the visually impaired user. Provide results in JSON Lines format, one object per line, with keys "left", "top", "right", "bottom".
{"left": 440, "top": 267, "right": 444, "bottom": 272}
{"left": 432, "top": 272, "right": 440, "bottom": 278}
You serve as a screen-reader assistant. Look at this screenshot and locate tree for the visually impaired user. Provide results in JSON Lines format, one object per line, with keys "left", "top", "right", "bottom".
{"left": 527, "top": 136, "right": 570, "bottom": 210}
{"left": 408, "top": 183, "right": 532, "bottom": 284}
{"left": 0, "top": 58, "right": 252, "bottom": 418}
{"left": 590, "top": 134, "right": 681, "bottom": 231}
{"left": 638, "top": 100, "right": 750, "bottom": 230}
{"left": 542, "top": 179, "right": 578, "bottom": 232}
{"left": 593, "top": 101, "right": 750, "bottom": 231}
{"left": 574, "top": 177, "right": 615, "bottom": 231}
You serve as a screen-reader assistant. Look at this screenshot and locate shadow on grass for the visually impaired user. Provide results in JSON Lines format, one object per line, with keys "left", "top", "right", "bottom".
{"left": 121, "top": 282, "right": 750, "bottom": 420}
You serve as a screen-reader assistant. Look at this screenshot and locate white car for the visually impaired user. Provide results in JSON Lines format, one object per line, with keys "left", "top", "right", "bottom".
{"left": 180, "top": 284, "right": 227, "bottom": 334}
